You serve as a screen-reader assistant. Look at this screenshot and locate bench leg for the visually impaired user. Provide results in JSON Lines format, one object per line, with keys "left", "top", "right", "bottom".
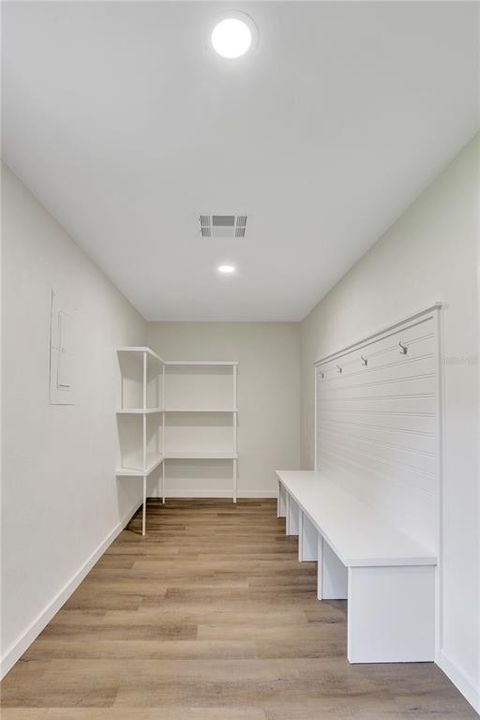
{"left": 285, "top": 493, "right": 300, "bottom": 536}
{"left": 298, "top": 511, "right": 317, "bottom": 562}
{"left": 347, "top": 565, "right": 435, "bottom": 663}
{"left": 317, "top": 536, "right": 348, "bottom": 600}
{"left": 277, "top": 481, "right": 287, "bottom": 518}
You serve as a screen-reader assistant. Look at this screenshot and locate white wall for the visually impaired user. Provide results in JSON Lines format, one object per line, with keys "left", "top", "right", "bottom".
{"left": 1, "top": 164, "right": 147, "bottom": 674}
{"left": 147, "top": 322, "right": 301, "bottom": 498}
{"left": 2, "top": 137, "right": 478, "bottom": 711}
{"left": 301, "top": 136, "right": 479, "bottom": 711}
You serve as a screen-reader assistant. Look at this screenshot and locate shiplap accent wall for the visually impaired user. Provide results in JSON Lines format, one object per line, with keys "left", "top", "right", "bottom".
{"left": 315, "top": 306, "right": 441, "bottom": 553}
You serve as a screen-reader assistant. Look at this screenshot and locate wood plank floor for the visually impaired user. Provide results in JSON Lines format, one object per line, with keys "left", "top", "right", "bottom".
{"left": 1, "top": 499, "right": 476, "bottom": 719}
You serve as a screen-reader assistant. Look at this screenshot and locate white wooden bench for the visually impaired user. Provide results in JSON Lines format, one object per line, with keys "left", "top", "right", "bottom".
{"left": 276, "top": 470, "right": 437, "bottom": 664}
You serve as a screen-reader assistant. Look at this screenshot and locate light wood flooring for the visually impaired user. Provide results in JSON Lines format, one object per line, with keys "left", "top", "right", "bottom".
{"left": 1, "top": 499, "right": 477, "bottom": 719}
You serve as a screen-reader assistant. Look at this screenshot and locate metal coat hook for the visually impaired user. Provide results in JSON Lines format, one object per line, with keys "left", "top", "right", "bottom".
{"left": 336, "top": 365, "right": 343, "bottom": 374}
{"left": 398, "top": 341, "right": 408, "bottom": 355}
{"left": 319, "top": 371, "right": 325, "bottom": 379}
{"left": 360, "top": 355, "right": 368, "bottom": 366}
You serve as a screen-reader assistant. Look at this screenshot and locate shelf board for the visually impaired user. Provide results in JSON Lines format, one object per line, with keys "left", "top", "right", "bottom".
{"left": 116, "top": 450, "right": 237, "bottom": 472}
{"left": 116, "top": 408, "right": 163, "bottom": 415}
{"left": 115, "top": 454, "right": 164, "bottom": 477}
{"left": 165, "top": 451, "right": 238, "bottom": 460}
{"left": 164, "top": 408, "right": 238, "bottom": 413}
{"left": 117, "top": 408, "right": 237, "bottom": 414}
{"left": 164, "top": 361, "right": 238, "bottom": 366}
{"left": 117, "top": 347, "right": 165, "bottom": 364}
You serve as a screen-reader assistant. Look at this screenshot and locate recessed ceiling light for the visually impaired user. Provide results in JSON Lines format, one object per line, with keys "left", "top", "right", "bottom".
{"left": 217, "top": 264, "right": 236, "bottom": 274}
{"left": 211, "top": 14, "right": 256, "bottom": 59}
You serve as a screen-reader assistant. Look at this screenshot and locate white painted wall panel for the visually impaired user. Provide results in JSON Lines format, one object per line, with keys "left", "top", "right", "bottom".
{"left": 165, "top": 412, "right": 234, "bottom": 456}
{"left": 165, "top": 366, "right": 234, "bottom": 410}
{"left": 315, "top": 312, "right": 439, "bottom": 552}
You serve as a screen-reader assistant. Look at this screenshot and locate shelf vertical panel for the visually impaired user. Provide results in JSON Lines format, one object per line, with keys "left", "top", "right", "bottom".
{"left": 117, "top": 351, "right": 144, "bottom": 410}
{"left": 233, "top": 364, "right": 238, "bottom": 503}
{"left": 116, "top": 347, "right": 165, "bottom": 534}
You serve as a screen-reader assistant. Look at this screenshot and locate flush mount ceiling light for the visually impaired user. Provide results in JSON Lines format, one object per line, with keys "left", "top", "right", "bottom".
{"left": 211, "top": 13, "right": 257, "bottom": 59}
{"left": 217, "top": 264, "right": 236, "bottom": 274}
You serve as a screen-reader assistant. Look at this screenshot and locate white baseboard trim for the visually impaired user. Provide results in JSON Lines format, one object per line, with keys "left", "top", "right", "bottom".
{"left": 148, "top": 489, "right": 277, "bottom": 499}
{"left": 0, "top": 502, "right": 139, "bottom": 679}
{"left": 437, "top": 649, "right": 480, "bottom": 715}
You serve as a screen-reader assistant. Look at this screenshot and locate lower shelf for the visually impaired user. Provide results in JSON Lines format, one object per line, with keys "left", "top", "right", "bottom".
{"left": 115, "top": 454, "right": 164, "bottom": 477}
{"left": 116, "top": 452, "right": 237, "bottom": 476}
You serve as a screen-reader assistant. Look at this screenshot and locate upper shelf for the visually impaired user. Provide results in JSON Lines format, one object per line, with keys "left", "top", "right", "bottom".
{"left": 164, "top": 408, "right": 238, "bottom": 413}
{"left": 116, "top": 408, "right": 163, "bottom": 415}
{"left": 117, "top": 347, "right": 165, "bottom": 364}
{"left": 117, "top": 348, "right": 239, "bottom": 367}
{"left": 164, "top": 361, "right": 238, "bottom": 366}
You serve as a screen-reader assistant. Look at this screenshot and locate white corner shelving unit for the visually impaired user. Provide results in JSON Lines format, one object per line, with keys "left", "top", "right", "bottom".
{"left": 115, "top": 347, "right": 165, "bottom": 535}
{"left": 116, "top": 348, "right": 238, "bottom": 535}
{"left": 162, "top": 360, "right": 238, "bottom": 507}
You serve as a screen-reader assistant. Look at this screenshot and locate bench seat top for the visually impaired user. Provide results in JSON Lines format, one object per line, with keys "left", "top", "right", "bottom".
{"left": 276, "top": 470, "right": 437, "bottom": 568}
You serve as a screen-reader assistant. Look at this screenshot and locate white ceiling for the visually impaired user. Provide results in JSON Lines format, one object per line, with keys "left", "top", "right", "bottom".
{"left": 2, "top": 2, "right": 479, "bottom": 321}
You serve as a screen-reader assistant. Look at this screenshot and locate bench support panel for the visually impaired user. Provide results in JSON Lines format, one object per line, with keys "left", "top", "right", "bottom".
{"left": 299, "top": 511, "right": 317, "bottom": 562}
{"left": 277, "top": 481, "right": 287, "bottom": 518}
{"left": 347, "top": 564, "right": 436, "bottom": 663}
{"left": 286, "top": 494, "right": 300, "bottom": 536}
{"left": 317, "top": 536, "right": 348, "bottom": 600}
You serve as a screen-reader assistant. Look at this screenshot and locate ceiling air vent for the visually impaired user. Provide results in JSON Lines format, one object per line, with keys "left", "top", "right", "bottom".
{"left": 199, "top": 214, "right": 247, "bottom": 238}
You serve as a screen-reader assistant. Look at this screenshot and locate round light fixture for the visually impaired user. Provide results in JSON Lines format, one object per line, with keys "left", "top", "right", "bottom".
{"left": 211, "top": 14, "right": 256, "bottom": 59}
{"left": 217, "top": 264, "right": 236, "bottom": 274}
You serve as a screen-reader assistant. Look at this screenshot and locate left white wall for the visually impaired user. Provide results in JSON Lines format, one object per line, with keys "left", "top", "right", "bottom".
{"left": 1, "top": 164, "right": 147, "bottom": 675}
